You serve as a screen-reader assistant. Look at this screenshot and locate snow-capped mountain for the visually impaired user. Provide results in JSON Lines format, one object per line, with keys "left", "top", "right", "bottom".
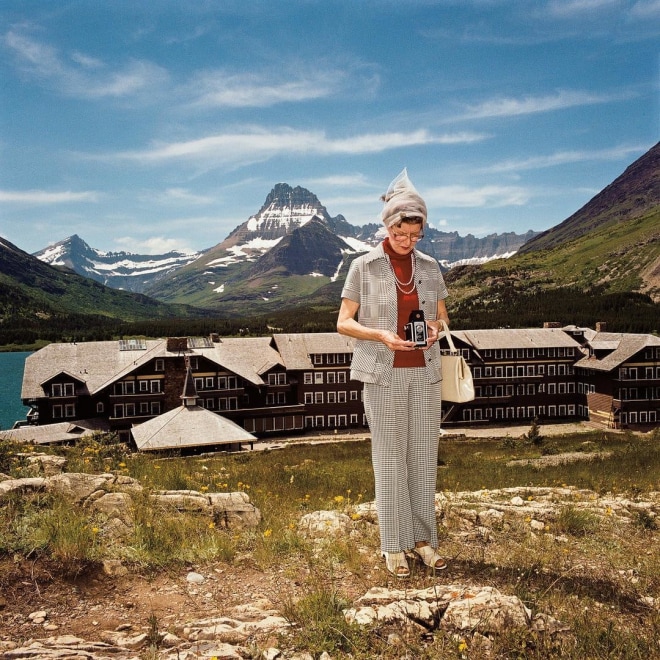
{"left": 34, "top": 183, "right": 536, "bottom": 312}
{"left": 34, "top": 235, "right": 203, "bottom": 293}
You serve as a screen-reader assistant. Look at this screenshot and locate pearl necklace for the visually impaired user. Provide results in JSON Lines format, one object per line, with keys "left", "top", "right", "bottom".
{"left": 386, "top": 251, "right": 417, "bottom": 294}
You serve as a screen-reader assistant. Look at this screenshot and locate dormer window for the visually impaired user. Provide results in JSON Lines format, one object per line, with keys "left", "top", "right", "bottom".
{"left": 155, "top": 359, "right": 165, "bottom": 371}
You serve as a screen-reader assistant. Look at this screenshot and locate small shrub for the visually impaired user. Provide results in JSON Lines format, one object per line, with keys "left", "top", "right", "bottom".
{"left": 635, "top": 510, "right": 658, "bottom": 531}
{"left": 525, "top": 417, "right": 543, "bottom": 446}
{"left": 281, "top": 586, "right": 366, "bottom": 656}
{"left": 556, "top": 505, "right": 599, "bottom": 537}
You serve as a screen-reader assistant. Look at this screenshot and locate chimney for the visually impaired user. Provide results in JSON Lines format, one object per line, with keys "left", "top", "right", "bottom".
{"left": 166, "top": 337, "right": 189, "bottom": 352}
{"left": 595, "top": 321, "right": 607, "bottom": 332}
{"left": 543, "top": 322, "right": 561, "bottom": 328}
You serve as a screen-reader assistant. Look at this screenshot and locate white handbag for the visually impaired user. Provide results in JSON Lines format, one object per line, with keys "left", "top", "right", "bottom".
{"left": 439, "top": 321, "right": 475, "bottom": 403}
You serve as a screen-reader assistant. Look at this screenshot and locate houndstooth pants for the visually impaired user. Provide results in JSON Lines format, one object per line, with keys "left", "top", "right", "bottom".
{"left": 364, "top": 367, "right": 441, "bottom": 553}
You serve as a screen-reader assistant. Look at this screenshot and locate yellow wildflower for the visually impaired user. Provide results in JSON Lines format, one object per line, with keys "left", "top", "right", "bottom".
{"left": 263, "top": 529, "right": 272, "bottom": 538}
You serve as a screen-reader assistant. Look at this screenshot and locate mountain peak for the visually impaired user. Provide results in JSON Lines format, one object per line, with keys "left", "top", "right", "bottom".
{"left": 244, "top": 183, "right": 328, "bottom": 239}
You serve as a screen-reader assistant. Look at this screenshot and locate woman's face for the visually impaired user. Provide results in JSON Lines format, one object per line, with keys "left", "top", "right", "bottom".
{"left": 387, "top": 220, "right": 424, "bottom": 256}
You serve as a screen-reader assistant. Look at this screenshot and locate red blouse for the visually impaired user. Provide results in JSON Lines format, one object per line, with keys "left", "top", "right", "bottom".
{"left": 383, "top": 238, "right": 425, "bottom": 368}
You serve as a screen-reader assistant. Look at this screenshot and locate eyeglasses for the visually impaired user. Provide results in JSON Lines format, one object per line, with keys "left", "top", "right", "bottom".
{"left": 390, "top": 229, "right": 424, "bottom": 242}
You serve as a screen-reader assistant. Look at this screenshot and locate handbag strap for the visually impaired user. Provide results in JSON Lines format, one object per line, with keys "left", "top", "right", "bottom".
{"left": 439, "top": 319, "right": 459, "bottom": 354}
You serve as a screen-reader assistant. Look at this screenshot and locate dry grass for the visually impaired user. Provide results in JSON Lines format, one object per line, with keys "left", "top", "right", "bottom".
{"left": 1, "top": 426, "right": 658, "bottom": 658}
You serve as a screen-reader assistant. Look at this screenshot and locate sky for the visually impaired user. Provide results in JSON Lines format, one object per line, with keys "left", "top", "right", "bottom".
{"left": 0, "top": 0, "right": 658, "bottom": 256}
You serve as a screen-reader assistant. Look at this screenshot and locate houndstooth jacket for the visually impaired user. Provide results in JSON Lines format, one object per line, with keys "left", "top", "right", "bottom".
{"left": 341, "top": 242, "right": 448, "bottom": 386}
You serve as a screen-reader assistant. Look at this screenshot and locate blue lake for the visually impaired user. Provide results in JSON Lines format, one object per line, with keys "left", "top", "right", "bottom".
{"left": 0, "top": 352, "right": 31, "bottom": 430}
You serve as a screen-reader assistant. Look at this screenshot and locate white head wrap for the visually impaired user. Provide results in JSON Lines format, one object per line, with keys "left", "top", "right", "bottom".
{"left": 380, "top": 168, "right": 427, "bottom": 228}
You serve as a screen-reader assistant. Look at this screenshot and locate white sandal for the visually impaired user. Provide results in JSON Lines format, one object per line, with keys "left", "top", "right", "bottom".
{"left": 382, "top": 551, "right": 410, "bottom": 578}
{"left": 413, "top": 545, "right": 448, "bottom": 571}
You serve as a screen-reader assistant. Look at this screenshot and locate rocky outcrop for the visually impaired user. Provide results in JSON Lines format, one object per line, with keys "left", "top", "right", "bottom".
{"left": 1, "top": 460, "right": 657, "bottom": 660}
{"left": 0, "top": 471, "right": 261, "bottom": 533}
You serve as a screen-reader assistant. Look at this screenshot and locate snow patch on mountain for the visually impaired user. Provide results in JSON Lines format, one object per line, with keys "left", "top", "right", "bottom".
{"left": 206, "top": 237, "right": 283, "bottom": 268}
{"left": 247, "top": 204, "right": 319, "bottom": 232}
{"left": 440, "top": 252, "right": 517, "bottom": 269}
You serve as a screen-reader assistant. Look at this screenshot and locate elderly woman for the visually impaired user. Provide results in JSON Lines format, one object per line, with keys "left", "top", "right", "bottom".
{"left": 337, "top": 169, "right": 450, "bottom": 578}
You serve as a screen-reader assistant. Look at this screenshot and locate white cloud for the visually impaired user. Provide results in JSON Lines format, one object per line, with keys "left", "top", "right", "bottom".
{"left": 546, "top": 0, "right": 621, "bottom": 17}
{"left": 481, "top": 144, "right": 650, "bottom": 173}
{"left": 138, "top": 188, "right": 215, "bottom": 205}
{"left": 0, "top": 190, "right": 98, "bottom": 204}
{"left": 630, "top": 0, "right": 660, "bottom": 18}
{"left": 113, "top": 236, "right": 196, "bottom": 255}
{"left": 102, "top": 127, "right": 487, "bottom": 166}
{"left": 186, "top": 69, "right": 346, "bottom": 108}
{"left": 457, "top": 89, "right": 633, "bottom": 121}
{"left": 4, "top": 29, "right": 168, "bottom": 99}
{"left": 426, "top": 185, "right": 530, "bottom": 208}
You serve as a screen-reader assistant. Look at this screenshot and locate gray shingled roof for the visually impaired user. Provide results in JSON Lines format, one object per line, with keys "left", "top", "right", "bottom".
{"left": 22, "top": 340, "right": 165, "bottom": 400}
{"left": 0, "top": 418, "right": 109, "bottom": 445}
{"left": 131, "top": 405, "right": 256, "bottom": 451}
{"left": 272, "top": 333, "right": 356, "bottom": 370}
{"left": 22, "top": 336, "right": 284, "bottom": 400}
{"left": 451, "top": 328, "right": 583, "bottom": 350}
{"left": 575, "top": 332, "right": 660, "bottom": 372}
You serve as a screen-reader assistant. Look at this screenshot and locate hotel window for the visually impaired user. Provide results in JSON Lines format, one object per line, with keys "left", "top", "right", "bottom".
{"left": 516, "top": 349, "right": 524, "bottom": 358}
{"left": 558, "top": 348, "right": 565, "bottom": 357}
{"left": 150, "top": 380, "right": 161, "bottom": 393}
{"left": 548, "top": 348, "right": 555, "bottom": 357}
{"left": 327, "top": 392, "right": 337, "bottom": 404}
{"left": 327, "top": 372, "right": 336, "bottom": 384}
{"left": 206, "top": 377, "right": 215, "bottom": 389}
{"left": 63, "top": 383, "right": 75, "bottom": 396}
{"left": 558, "top": 383, "right": 566, "bottom": 393}
{"left": 338, "top": 372, "right": 347, "bottom": 383}
{"left": 314, "top": 372, "right": 324, "bottom": 384}
{"left": 315, "top": 392, "right": 324, "bottom": 404}
{"left": 267, "top": 393, "right": 275, "bottom": 405}
{"left": 527, "top": 366, "right": 535, "bottom": 376}
{"left": 568, "top": 405, "right": 576, "bottom": 416}
{"left": 65, "top": 404, "right": 76, "bottom": 418}
{"left": 350, "top": 390, "right": 358, "bottom": 400}
{"left": 338, "top": 391, "right": 347, "bottom": 403}
{"left": 155, "top": 359, "right": 164, "bottom": 371}
{"left": 304, "top": 372, "right": 313, "bottom": 385}
{"left": 151, "top": 402, "right": 161, "bottom": 415}
{"left": 337, "top": 354, "right": 346, "bottom": 364}
{"left": 558, "top": 364, "right": 566, "bottom": 375}
{"left": 527, "top": 384, "right": 535, "bottom": 395}
{"left": 52, "top": 383, "right": 63, "bottom": 397}
{"left": 338, "top": 414, "right": 347, "bottom": 426}
{"left": 113, "top": 404, "right": 124, "bottom": 418}
{"left": 516, "top": 366, "right": 525, "bottom": 377}
{"left": 548, "top": 365, "right": 556, "bottom": 376}
{"left": 139, "top": 380, "right": 149, "bottom": 392}
{"left": 568, "top": 382, "right": 575, "bottom": 393}
{"left": 527, "top": 407, "right": 536, "bottom": 418}
{"left": 506, "top": 385, "right": 513, "bottom": 396}
{"left": 328, "top": 415, "right": 337, "bottom": 427}
{"left": 495, "top": 367, "right": 503, "bottom": 378}
{"left": 559, "top": 405, "right": 567, "bottom": 416}
{"left": 124, "top": 381, "right": 135, "bottom": 395}
{"left": 473, "top": 367, "right": 482, "bottom": 378}
{"left": 315, "top": 416, "right": 324, "bottom": 427}
{"left": 527, "top": 349, "right": 534, "bottom": 358}
{"left": 125, "top": 403, "right": 135, "bottom": 417}
{"left": 205, "top": 398, "right": 215, "bottom": 410}
{"left": 139, "top": 402, "right": 149, "bottom": 414}
{"left": 350, "top": 414, "right": 358, "bottom": 424}
{"left": 506, "top": 349, "right": 514, "bottom": 359}
{"left": 190, "top": 357, "right": 199, "bottom": 370}
{"left": 537, "top": 365, "right": 545, "bottom": 375}
{"left": 548, "top": 383, "right": 556, "bottom": 394}
{"left": 304, "top": 392, "right": 313, "bottom": 404}
{"left": 277, "top": 392, "right": 286, "bottom": 404}
{"left": 506, "top": 366, "right": 514, "bottom": 377}
{"left": 327, "top": 354, "right": 335, "bottom": 364}
{"left": 485, "top": 367, "right": 492, "bottom": 377}
{"left": 313, "top": 354, "right": 323, "bottom": 365}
